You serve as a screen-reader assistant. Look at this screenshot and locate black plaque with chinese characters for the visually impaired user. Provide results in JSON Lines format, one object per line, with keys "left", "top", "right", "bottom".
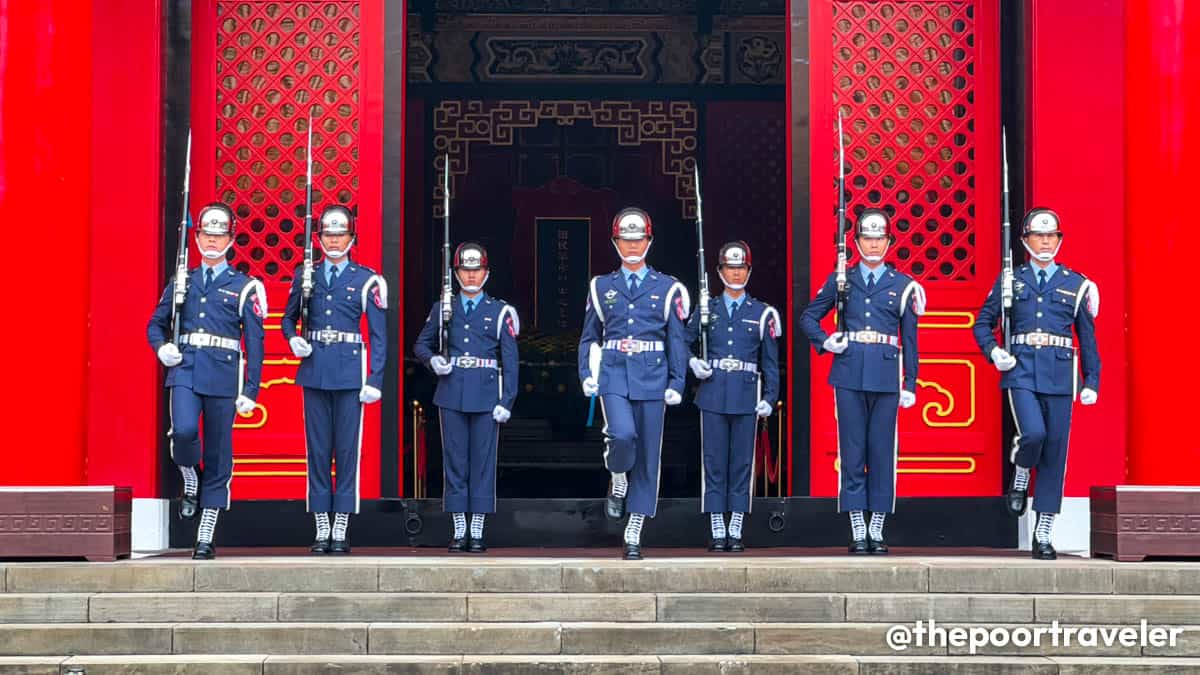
{"left": 535, "top": 217, "right": 590, "bottom": 335}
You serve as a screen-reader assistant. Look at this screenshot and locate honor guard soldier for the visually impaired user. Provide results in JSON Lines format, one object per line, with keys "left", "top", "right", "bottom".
{"left": 800, "top": 209, "right": 924, "bottom": 555}
{"left": 578, "top": 207, "right": 690, "bottom": 560}
{"left": 147, "top": 202, "right": 266, "bottom": 559}
{"left": 282, "top": 205, "right": 388, "bottom": 554}
{"left": 414, "top": 242, "right": 520, "bottom": 553}
{"left": 974, "top": 208, "right": 1100, "bottom": 560}
{"left": 686, "top": 241, "right": 780, "bottom": 552}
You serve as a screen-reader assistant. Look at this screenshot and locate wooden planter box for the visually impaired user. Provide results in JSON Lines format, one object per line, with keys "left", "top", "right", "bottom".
{"left": 0, "top": 486, "right": 131, "bottom": 562}
{"left": 1092, "top": 485, "right": 1200, "bottom": 562}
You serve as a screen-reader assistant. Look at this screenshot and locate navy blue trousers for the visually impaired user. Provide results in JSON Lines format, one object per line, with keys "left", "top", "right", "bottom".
{"left": 600, "top": 395, "right": 666, "bottom": 517}
{"left": 1008, "top": 388, "right": 1073, "bottom": 514}
{"left": 169, "top": 386, "right": 236, "bottom": 510}
{"left": 700, "top": 410, "right": 757, "bottom": 514}
{"left": 835, "top": 388, "right": 899, "bottom": 513}
{"left": 439, "top": 408, "right": 498, "bottom": 514}
{"left": 303, "top": 387, "right": 363, "bottom": 514}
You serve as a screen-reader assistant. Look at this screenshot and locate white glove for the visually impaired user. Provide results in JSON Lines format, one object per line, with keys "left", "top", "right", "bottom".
{"left": 899, "top": 390, "right": 917, "bottom": 409}
{"left": 755, "top": 400, "right": 773, "bottom": 417}
{"left": 289, "top": 336, "right": 313, "bottom": 359}
{"left": 664, "top": 389, "right": 682, "bottom": 406}
{"left": 689, "top": 357, "right": 714, "bottom": 380}
{"left": 235, "top": 395, "right": 256, "bottom": 415}
{"left": 990, "top": 346, "right": 1017, "bottom": 372}
{"left": 1080, "top": 388, "right": 1098, "bottom": 406}
{"left": 822, "top": 332, "right": 849, "bottom": 354}
{"left": 430, "top": 355, "right": 453, "bottom": 376}
{"left": 359, "top": 385, "right": 382, "bottom": 404}
{"left": 492, "top": 405, "right": 511, "bottom": 423}
{"left": 582, "top": 376, "right": 599, "bottom": 397}
{"left": 157, "top": 343, "right": 183, "bottom": 367}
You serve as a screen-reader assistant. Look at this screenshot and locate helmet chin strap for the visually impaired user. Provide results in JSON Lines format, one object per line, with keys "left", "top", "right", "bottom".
{"left": 1022, "top": 239, "right": 1061, "bottom": 263}
{"left": 613, "top": 238, "right": 652, "bottom": 265}
{"left": 719, "top": 268, "right": 751, "bottom": 291}
{"left": 456, "top": 269, "right": 489, "bottom": 294}
{"left": 198, "top": 238, "right": 233, "bottom": 260}
{"left": 320, "top": 240, "right": 354, "bottom": 260}
{"left": 855, "top": 239, "right": 889, "bottom": 264}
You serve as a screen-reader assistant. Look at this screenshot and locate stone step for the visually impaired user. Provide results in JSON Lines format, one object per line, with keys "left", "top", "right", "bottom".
{"left": 5, "top": 591, "right": 1200, "bottom": 625}
{"left": 2, "top": 623, "right": 1199, "bottom": 657}
{"left": 10, "top": 558, "right": 1197, "bottom": 595}
{"left": 5, "top": 655, "right": 1200, "bottom": 675}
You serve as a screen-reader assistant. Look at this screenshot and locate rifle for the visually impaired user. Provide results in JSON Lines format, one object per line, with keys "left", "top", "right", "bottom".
{"left": 835, "top": 112, "right": 849, "bottom": 334}
{"left": 694, "top": 165, "right": 710, "bottom": 359}
{"left": 1000, "top": 128, "right": 1014, "bottom": 350}
{"left": 170, "top": 130, "right": 193, "bottom": 343}
{"left": 439, "top": 154, "right": 453, "bottom": 357}
{"left": 301, "top": 111, "right": 315, "bottom": 330}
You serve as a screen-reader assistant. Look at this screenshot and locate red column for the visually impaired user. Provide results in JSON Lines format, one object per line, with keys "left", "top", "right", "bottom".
{"left": 1027, "top": 0, "right": 1128, "bottom": 496}
{"left": 0, "top": 1, "right": 92, "bottom": 485}
{"left": 84, "top": 1, "right": 165, "bottom": 496}
{"left": 1126, "top": 1, "right": 1200, "bottom": 483}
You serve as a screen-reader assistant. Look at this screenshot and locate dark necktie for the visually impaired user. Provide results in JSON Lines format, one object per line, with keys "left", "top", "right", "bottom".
{"left": 867, "top": 272, "right": 876, "bottom": 291}
{"left": 628, "top": 274, "right": 639, "bottom": 294}
{"left": 730, "top": 301, "right": 739, "bottom": 316}
{"left": 466, "top": 299, "right": 475, "bottom": 316}
{"left": 329, "top": 265, "right": 339, "bottom": 286}
{"left": 204, "top": 267, "right": 214, "bottom": 291}
{"left": 1037, "top": 269, "right": 1047, "bottom": 290}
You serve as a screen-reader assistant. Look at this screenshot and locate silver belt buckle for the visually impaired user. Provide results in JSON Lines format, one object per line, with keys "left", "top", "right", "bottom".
{"left": 318, "top": 328, "right": 339, "bottom": 344}
{"left": 619, "top": 338, "right": 642, "bottom": 355}
{"left": 458, "top": 356, "right": 477, "bottom": 368}
{"left": 1031, "top": 333, "right": 1046, "bottom": 346}
{"left": 197, "top": 334, "right": 213, "bottom": 347}
{"left": 718, "top": 357, "right": 740, "bottom": 372}
{"left": 859, "top": 330, "right": 877, "bottom": 343}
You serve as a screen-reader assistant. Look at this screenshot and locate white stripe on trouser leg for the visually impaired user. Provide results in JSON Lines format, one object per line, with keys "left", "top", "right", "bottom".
{"left": 652, "top": 402, "right": 665, "bottom": 518}
{"left": 699, "top": 412, "right": 707, "bottom": 512}
{"left": 747, "top": 414, "right": 757, "bottom": 514}
{"left": 332, "top": 512, "right": 349, "bottom": 541}
{"left": 624, "top": 512, "right": 645, "bottom": 545}
{"left": 710, "top": 512, "right": 726, "bottom": 538}
{"left": 891, "top": 393, "right": 899, "bottom": 513}
{"left": 197, "top": 508, "right": 219, "bottom": 544}
{"left": 452, "top": 512, "right": 467, "bottom": 539}
{"left": 1007, "top": 389, "right": 1024, "bottom": 465}
{"left": 314, "top": 512, "right": 331, "bottom": 540}
{"left": 599, "top": 397, "right": 611, "bottom": 469}
{"left": 834, "top": 391, "right": 842, "bottom": 512}
{"left": 356, "top": 350, "right": 367, "bottom": 514}
{"left": 302, "top": 389, "right": 310, "bottom": 511}
{"left": 168, "top": 388, "right": 176, "bottom": 462}
{"left": 729, "top": 512, "right": 744, "bottom": 539}
{"left": 470, "top": 513, "right": 484, "bottom": 539}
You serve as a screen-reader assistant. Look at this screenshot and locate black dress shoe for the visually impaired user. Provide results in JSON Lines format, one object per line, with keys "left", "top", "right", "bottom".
{"left": 329, "top": 539, "right": 350, "bottom": 555}
{"left": 868, "top": 536, "right": 889, "bottom": 555}
{"left": 606, "top": 485, "right": 626, "bottom": 520}
{"left": 192, "top": 542, "right": 215, "bottom": 560}
{"left": 1032, "top": 538, "right": 1057, "bottom": 560}
{"left": 708, "top": 537, "right": 728, "bottom": 552}
{"left": 848, "top": 538, "right": 869, "bottom": 555}
{"left": 310, "top": 538, "right": 331, "bottom": 554}
{"left": 1006, "top": 487, "right": 1029, "bottom": 517}
{"left": 448, "top": 537, "right": 467, "bottom": 553}
{"left": 468, "top": 538, "right": 488, "bottom": 553}
{"left": 623, "top": 543, "right": 643, "bottom": 560}
{"left": 180, "top": 494, "right": 199, "bottom": 520}
{"left": 726, "top": 537, "right": 745, "bottom": 553}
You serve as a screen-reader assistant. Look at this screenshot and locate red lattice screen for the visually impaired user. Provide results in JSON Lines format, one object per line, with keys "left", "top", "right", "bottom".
{"left": 809, "top": 0, "right": 1001, "bottom": 499}
{"left": 216, "top": 1, "right": 362, "bottom": 281}
{"left": 193, "top": 0, "right": 385, "bottom": 502}
{"left": 833, "top": 1, "right": 978, "bottom": 281}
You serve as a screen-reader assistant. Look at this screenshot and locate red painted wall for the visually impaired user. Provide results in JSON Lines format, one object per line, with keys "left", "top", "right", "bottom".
{"left": 1027, "top": 0, "right": 1128, "bottom": 494}
{"left": 0, "top": 0, "right": 92, "bottom": 486}
{"left": 85, "top": 0, "right": 165, "bottom": 497}
{"left": 1125, "top": 0, "right": 1200, "bottom": 483}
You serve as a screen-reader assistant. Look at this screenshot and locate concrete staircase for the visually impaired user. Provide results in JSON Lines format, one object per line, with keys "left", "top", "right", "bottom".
{"left": 2, "top": 556, "right": 1200, "bottom": 673}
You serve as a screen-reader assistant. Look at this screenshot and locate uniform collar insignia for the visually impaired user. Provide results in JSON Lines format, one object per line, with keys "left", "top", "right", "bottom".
{"left": 604, "top": 289, "right": 618, "bottom": 300}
